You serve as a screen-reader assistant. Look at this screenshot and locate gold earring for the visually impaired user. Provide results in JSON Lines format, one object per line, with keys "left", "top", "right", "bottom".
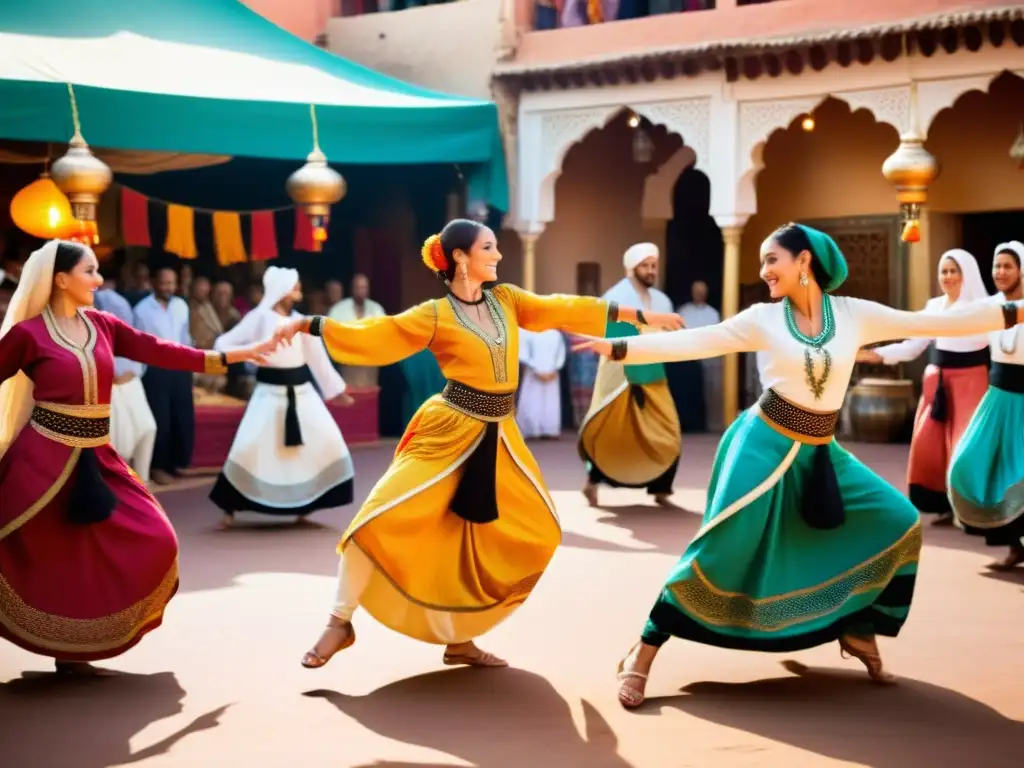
{"left": 799, "top": 271, "right": 809, "bottom": 288}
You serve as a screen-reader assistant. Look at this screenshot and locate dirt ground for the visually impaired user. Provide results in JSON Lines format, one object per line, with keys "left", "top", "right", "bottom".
{"left": 1, "top": 434, "right": 1021, "bottom": 768}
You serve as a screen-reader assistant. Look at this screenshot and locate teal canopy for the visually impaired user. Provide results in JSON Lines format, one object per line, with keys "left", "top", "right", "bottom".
{"left": 0, "top": 0, "right": 508, "bottom": 209}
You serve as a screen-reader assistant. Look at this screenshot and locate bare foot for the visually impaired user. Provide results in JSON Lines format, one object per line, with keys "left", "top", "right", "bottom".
{"left": 55, "top": 661, "right": 119, "bottom": 677}
{"left": 931, "top": 513, "right": 954, "bottom": 527}
{"left": 987, "top": 543, "right": 1024, "bottom": 571}
{"left": 216, "top": 515, "right": 233, "bottom": 531}
{"left": 617, "top": 641, "right": 656, "bottom": 708}
{"left": 653, "top": 493, "right": 676, "bottom": 508}
{"left": 839, "top": 634, "right": 896, "bottom": 684}
{"left": 442, "top": 641, "right": 507, "bottom": 667}
{"left": 582, "top": 483, "right": 598, "bottom": 507}
{"left": 150, "top": 470, "right": 174, "bottom": 486}
{"left": 301, "top": 618, "right": 355, "bottom": 669}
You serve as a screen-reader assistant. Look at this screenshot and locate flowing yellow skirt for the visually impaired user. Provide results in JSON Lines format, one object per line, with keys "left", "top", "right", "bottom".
{"left": 339, "top": 395, "right": 559, "bottom": 644}
{"left": 578, "top": 359, "right": 681, "bottom": 487}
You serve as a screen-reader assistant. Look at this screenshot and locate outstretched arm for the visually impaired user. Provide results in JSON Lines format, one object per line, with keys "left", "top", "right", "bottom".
{"left": 0, "top": 324, "right": 32, "bottom": 385}
{"left": 103, "top": 313, "right": 268, "bottom": 373}
{"left": 851, "top": 296, "right": 1020, "bottom": 347}
{"left": 575, "top": 305, "right": 766, "bottom": 364}
{"left": 277, "top": 301, "right": 437, "bottom": 367}
{"left": 498, "top": 284, "right": 682, "bottom": 337}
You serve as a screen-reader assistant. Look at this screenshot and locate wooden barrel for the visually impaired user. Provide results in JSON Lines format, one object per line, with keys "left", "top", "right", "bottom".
{"left": 845, "top": 378, "right": 917, "bottom": 443}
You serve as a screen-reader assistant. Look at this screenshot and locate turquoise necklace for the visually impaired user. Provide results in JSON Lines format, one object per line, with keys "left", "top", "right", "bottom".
{"left": 783, "top": 295, "right": 835, "bottom": 400}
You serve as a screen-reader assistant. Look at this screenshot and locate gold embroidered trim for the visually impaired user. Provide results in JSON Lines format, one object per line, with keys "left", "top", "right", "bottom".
{"left": 30, "top": 422, "right": 109, "bottom": 448}
{"left": 446, "top": 290, "right": 509, "bottom": 384}
{"left": 35, "top": 401, "right": 111, "bottom": 418}
{"left": 668, "top": 522, "right": 922, "bottom": 632}
{"left": 203, "top": 350, "right": 228, "bottom": 375}
{"left": 949, "top": 486, "right": 1024, "bottom": 529}
{"left": 42, "top": 307, "right": 99, "bottom": 406}
{"left": 0, "top": 449, "right": 80, "bottom": 543}
{"left": 0, "top": 561, "right": 179, "bottom": 654}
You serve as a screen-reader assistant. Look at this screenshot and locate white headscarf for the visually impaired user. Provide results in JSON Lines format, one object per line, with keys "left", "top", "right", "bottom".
{"left": 0, "top": 240, "right": 61, "bottom": 460}
{"left": 258, "top": 266, "right": 300, "bottom": 312}
{"left": 995, "top": 241, "right": 1024, "bottom": 268}
{"left": 623, "top": 243, "right": 658, "bottom": 274}
{"left": 938, "top": 248, "right": 987, "bottom": 304}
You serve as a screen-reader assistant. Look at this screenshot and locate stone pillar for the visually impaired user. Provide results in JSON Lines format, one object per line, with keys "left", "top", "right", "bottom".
{"left": 720, "top": 224, "right": 744, "bottom": 427}
{"left": 517, "top": 223, "right": 545, "bottom": 293}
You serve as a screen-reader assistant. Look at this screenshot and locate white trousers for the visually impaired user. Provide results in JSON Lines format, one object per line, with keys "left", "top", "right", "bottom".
{"left": 109, "top": 376, "right": 158, "bottom": 483}
{"left": 330, "top": 548, "right": 373, "bottom": 621}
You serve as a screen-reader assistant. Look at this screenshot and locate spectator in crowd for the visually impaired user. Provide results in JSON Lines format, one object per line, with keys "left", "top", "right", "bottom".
{"left": 329, "top": 273, "right": 386, "bottom": 388}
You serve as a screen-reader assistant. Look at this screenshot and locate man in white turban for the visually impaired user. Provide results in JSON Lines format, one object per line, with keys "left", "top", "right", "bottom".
{"left": 577, "top": 243, "right": 683, "bottom": 507}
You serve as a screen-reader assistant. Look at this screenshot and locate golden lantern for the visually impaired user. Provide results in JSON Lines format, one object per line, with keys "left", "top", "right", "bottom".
{"left": 9, "top": 173, "right": 76, "bottom": 240}
{"left": 881, "top": 82, "right": 939, "bottom": 243}
{"left": 286, "top": 105, "right": 345, "bottom": 252}
{"left": 1010, "top": 123, "right": 1024, "bottom": 169}
{"left": 50, "top": 133, "right": 113, "bottom": 246}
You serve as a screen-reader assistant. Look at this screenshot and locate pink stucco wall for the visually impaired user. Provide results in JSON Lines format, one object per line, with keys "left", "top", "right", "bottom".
{"left": 242, "top": 0, "right": 338, "bottom": 41}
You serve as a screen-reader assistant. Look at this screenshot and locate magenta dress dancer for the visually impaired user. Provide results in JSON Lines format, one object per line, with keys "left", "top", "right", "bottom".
{"left": 0, "top": 297, "right": 227, "bottom": 664}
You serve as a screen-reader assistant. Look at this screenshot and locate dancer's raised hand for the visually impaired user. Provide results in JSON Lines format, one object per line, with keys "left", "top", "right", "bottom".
{"left": 571, "top": 335, "right": 614, "bottom": 358}
{"left": 270, "top": 317, "right": 310, "bottom": 350}
{"left": 643, "top": 312, "right": 685, "bottom": 331}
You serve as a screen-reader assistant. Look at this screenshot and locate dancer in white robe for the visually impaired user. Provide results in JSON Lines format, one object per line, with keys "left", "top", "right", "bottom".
{"left": 518, "top": 328, "right": 567, "bottom": 439}
{"left": 209, "top": 267, "right": 355, "bottom": 529}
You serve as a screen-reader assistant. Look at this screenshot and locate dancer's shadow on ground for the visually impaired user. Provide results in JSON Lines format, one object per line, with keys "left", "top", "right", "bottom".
{"left": 306, "top": 667, "right": 634, "bottom": 768}
{"left": 641, "top": 661, "right": 1024, "bottom": 768}
{"left": 561, "top": 504, "right": 699, "bottom": 555}
{"left": 0, "top": 670, "right": 229, "bottom": 768}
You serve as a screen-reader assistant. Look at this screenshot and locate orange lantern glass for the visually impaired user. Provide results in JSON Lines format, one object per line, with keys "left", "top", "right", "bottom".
{"left": 9, "top": 175, "right": 76, "bottom": 240}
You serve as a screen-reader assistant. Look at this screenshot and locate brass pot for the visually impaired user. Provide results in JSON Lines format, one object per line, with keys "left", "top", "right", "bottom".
{"left": 845, "top": 377, "right": 917, "bottom": 443}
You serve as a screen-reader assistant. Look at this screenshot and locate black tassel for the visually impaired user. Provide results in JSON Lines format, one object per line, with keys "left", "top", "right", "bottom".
{"left": 930, "top": 369, "right": 948, "bottom": 423}
{"left": 450, "top": 422, "right": 500, "bottom": 525}
{"left": 284, "top": 384, "right": 303, "bottom": 447}
{"left": 67, "top": 448, "right": 117, "bottom": 525}
{"left": 630, "top": 384, "right": 646, "bottom": 409}
{"left": 799, "top": 444, "right": 845, "bottom": 530}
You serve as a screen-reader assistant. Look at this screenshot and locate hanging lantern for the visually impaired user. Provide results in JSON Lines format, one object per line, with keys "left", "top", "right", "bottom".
{"left": 9, "top": 174, "right": 76, "bottom": 240}
{"left": 882, "top": 133, "right": 939, "bottom": 243}
{"left": 1010, "top": 123, "right": 1024, "bottom": 169}
{"left": 50, "top": 135, "right": 112, "bottom": 246}
{"left": 286, "top": 148, "right": 346, "bottom": 251}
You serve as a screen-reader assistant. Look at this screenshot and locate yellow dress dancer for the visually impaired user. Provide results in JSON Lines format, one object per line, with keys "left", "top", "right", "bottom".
{"left": 273, "top": 219, "right": 679, "bottom": 668}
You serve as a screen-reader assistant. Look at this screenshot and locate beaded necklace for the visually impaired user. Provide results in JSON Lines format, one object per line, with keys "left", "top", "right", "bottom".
{"left": 783, "top": 295, "right": 836, "bottom": 400}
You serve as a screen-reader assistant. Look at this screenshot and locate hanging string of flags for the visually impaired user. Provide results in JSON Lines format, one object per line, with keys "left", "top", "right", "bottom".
{"left": 119, "top": 186, "right": 328, "bottom": 265}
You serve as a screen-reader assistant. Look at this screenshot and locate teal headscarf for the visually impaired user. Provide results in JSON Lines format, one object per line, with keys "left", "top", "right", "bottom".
{"left": 795, "top": 224, "right": 849, "bottom": 293}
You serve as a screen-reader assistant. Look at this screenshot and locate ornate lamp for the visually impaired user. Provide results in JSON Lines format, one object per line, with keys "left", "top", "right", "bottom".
{"left": 881, "top": 82, "right": 939, "bottom": 244}
{"left": 9, "top": 173, "right": 75, "bottom": 240}
{"left": 50, "top": 84, "right": 112, "bottom": 245}
{"left": 286, "top": 105, "right": 346, "bottom": 252}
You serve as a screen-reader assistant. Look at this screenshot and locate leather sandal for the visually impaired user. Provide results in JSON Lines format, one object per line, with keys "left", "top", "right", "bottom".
{"left": 839, "top": 635, "right": 896, "bottom": 685}
{"left": 301, "top": 623, "right": 355, "bottom": 669}
{"left": 442, "top": 648, "right": 507, "bottom": 667}
{"left": 616, "top": 643, "right": 648, "bottom": 708}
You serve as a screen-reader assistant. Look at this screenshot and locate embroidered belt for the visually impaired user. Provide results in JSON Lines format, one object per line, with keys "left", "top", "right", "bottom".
{"left": 757, "top": 389, "right": 839, "bottom": 446}
{"left": 931, "top": 348, "right": 990, "bottom": 369}
{"left": 441, "top": 381, "right": 515, "bottom": 422}
{"left": 30, "top": 402, "right": 111, "bottom": 448}
{"left": 990, "top": 362, "right": 1024, "bottom": 393}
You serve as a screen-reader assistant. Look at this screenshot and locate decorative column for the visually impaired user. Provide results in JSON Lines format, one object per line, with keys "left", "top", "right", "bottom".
{"left": 517, "top": 223, "right": 544, "bottom": 293}
{"left": 720, "top": 223, "right": 745, "bottom": 428}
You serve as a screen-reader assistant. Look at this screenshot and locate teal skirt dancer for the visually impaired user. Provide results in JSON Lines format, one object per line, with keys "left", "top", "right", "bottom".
{"left": 642, "top": 405, "right": 921, "bottom": 653}
{"left": 947, "top": 362, "right": 1024, "bottom": 568}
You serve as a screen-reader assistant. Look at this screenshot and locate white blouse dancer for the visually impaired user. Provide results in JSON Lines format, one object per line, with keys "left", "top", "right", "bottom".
{"left": 573, "top": 223, "right": 1024, "bottom": 708}
{"left": 857, "top": 249, "right": 991, "bottom": 523}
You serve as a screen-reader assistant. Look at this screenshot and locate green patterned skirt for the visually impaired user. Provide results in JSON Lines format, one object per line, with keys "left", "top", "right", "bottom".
{"left": 642, "top": 406, "right": 922, "bottom": 651}
{"left": 947, "top": 372, "right": 1024, "bottom": 547}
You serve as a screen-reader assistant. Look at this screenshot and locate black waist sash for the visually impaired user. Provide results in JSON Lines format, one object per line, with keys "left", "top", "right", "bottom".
{"left": 757, "top": 389, "right": 844, "bottom": 531}
{"left": 31, "top": 403, "right": 116, "bottom": 526}
{"left": 990, "top": 362, "right": 1024, "bottom": 394}
{"left": 256, "top": 365, "right": 313, "bottom": 447}
{"left": 441, "top": 381, "right": 516, "bottom": 525}
{"left": 929, "top": 348, "right": 990, "bottom": 423}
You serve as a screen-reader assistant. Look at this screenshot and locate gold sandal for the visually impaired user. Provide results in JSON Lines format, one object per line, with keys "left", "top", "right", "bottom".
{"left": 442, "top": 648, "right": 507, "bottom": 667}
{"left": 301, "top": 623, "right": 355, "bottom": 669}
{"left": 839, "top": 635, "right": 896, "bottom": 685}
{"left": 616, "top": 643, "right": 648, "bottom": 708}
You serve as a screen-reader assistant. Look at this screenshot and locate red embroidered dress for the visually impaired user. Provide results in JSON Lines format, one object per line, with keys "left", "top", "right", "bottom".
{"left": 0, "top": 306, "right": 224, "bottom": 661}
